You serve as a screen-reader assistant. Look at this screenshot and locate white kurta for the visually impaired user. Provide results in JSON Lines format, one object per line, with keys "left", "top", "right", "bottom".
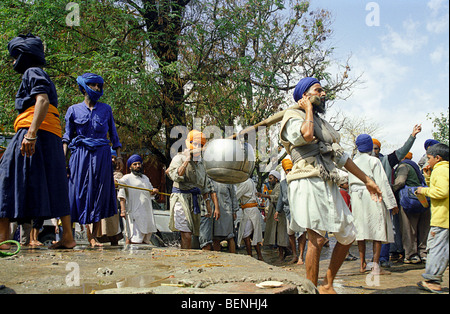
{"left": 118, "top": 173, "right": 157, "bottom": 243}
{"left": 282, "top": 119, "right": 354, "bottom": 236}
{"left": 235, "top": 179, "right": 263, "bottom": 246}
{"left": 348, "top": 153, "right": 397, "bottom": 243}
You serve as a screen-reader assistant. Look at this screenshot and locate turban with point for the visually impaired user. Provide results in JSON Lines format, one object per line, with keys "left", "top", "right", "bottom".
{"left": 77, "top": 73, "right": 104, "bottom": 103}
{"left": 356, "top": 134, "right": 373, "bottom": 153}
{"left": 293, "top": 77, "right": 320, "bottom": 102}
{"left": 127, "top": 154, "right": 143, "bottom": 169}
{"left": 372, "top": 138, "right": 381, "bottom": 149}
{"left": 281, "top": 159, "right": 293, "bottom": 172}
{"left": 8, "top": 34, "right": 46, "bottom": 74}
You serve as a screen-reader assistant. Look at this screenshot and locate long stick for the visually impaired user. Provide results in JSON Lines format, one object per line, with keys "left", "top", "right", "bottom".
{"left": 227, "top": 96, "right": 323, "bottom": 139}
{"left": 116, "top": 182, "right": 171, "bottom": 196}
{"left": 227, "top": 103, "right": 300, "bottom": 139}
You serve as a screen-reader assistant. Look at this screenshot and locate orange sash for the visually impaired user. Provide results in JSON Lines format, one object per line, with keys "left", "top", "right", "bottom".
{"left": 241, "top": 202, "right": 258, "bottom": 209}
{"left": 14, "top": 104, "right": 62, "bottom": 138}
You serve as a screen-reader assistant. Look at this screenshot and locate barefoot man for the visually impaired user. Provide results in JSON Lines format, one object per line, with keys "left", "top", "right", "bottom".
{"left": 280, "top": 77, "right": 382, "bottom": 293}
{"left": 0, "top": 34, "right": 75, "bottom": 250}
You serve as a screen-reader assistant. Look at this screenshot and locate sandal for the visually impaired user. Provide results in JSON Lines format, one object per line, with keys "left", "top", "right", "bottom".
{"left": 417, "top": 281, "right": 442, "bottom": 294}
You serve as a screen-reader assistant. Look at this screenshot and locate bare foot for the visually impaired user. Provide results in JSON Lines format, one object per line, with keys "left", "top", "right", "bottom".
{"left": 318, "top": 285, "right": 337, "bottom": 294}
{"left": 49, "top": 239, "right": 76, "bottom": 250}
{"left": 296, "top": 259, "right": 304, "bottom": 265}
{"left": 90, "top": 238, "right": 103, "bottom": 248}
{"left": 360, "top": 261, "right": 367, "bottom": 273}
{"left": 0, "top": 242, "right": 11, "bottom": 250}
{"left": 29, "top": 240, "right": 43, "bottom": 247}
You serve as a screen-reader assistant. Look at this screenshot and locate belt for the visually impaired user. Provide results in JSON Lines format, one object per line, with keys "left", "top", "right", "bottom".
{"left": 172, "top": 187, "right": 201, "bottom": 214}
{"left": 14, "top": 104, "right": 62, "bottom": 137}
{"left": 241, "top": 202, "right": 258, "bottom": 209}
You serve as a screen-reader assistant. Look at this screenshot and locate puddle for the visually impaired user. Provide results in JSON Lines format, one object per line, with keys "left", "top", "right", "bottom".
{"left": 115, "top": 273, "right": 174, "bottom": 289}
{"left": 53, "top": 273, "right": 175, "bottom": 294}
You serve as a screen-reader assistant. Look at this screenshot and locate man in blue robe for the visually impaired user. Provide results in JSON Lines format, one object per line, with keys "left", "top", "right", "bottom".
{"left": 1, "top": 34, "right": 75, "bottom": 250}
{"left": 63, "top": 73, "right": 123, "bottom": 247}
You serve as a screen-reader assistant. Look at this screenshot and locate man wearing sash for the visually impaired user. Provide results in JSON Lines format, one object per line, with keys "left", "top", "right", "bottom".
{"left": 63, "top": 73, "right": 123, "bottom": 247}
{"left": 0, "top": 34, "right": 75, "bottom": 250}
{"left": 280, "top": 77, "right": 382, "bottom": 293}
{"left": 236, "top": 178, "right": 264, "bottom": 261}
{"left": 167, "top": 130, "right": 220, "bottom": 249}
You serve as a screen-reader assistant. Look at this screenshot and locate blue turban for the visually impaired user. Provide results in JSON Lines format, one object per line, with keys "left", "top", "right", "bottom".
{"left": 355, "top": 134, "right": 373, "bottom": 153}
{"left": 77, "top": 73, "right": 104, "bottom": 103}
{"left": 293, "top": 77, "right": 321, "bottom": 102}
{"left": 8, "top": 34, "right": 46, "bottom": 74}
{"left": 424, "top": 139, "right": 439, "bottom": 150}
{"left": 127, "top": 154, "right": 143, "bottom": 169}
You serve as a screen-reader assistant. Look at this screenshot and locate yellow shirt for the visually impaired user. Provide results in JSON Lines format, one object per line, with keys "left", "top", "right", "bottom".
{"left": 421, "top": 161, "right": 449, "bottom": 229}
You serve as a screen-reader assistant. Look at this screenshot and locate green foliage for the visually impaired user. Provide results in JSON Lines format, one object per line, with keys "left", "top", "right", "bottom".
{"left": 1, "top": 0, "right": 356, "bottom": 173}
{"left": 427, "top": 109, "right": 449, "bottom": 145}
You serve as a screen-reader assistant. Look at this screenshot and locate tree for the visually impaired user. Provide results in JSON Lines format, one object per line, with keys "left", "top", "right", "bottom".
{"left": 427, "top": 109, "right": 449, "bottom": 145}
{"left": 1, "top": 0, "right": 359, "bottom": 190}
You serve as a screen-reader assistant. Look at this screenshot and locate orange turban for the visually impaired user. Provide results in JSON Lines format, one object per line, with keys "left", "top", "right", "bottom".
{"left": 185, "top": 130, "right": 206, "bottom": 150}
{"left": 404, "top": 152, "right": 413, "bottom": 160}
{"left": 281, "top": 159, "right": 293, "bottom": 171}
{"left": 372, "top": 138, "right": 381, "bottom": 148}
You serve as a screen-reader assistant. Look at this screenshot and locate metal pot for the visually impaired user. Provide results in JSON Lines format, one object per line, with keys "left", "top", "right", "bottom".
{"left": 203, "top": 139, "right": 255, "bottom": 184}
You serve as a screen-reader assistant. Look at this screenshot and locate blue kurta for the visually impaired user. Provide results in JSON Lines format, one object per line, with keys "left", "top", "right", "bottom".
{"left": 63, "top": 101, "right": 121, "bottom": 224}
{"left": 0, "top": 67, "right": 70, "bottom": 221}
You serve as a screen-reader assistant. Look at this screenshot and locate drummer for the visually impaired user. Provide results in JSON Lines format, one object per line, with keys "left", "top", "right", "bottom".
{"left": 167, "top": 130, "right": 220, "bottom": 249}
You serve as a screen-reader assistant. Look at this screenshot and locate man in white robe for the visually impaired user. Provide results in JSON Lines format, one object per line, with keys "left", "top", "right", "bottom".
{"left": 118, "top": 154, "right": 158, "bottom": 244}
{"left": 280, "top": 77, "right": 382, "bottom": 294}
{"left": 349, "top": 134, "right": 398, "bottom": 275}
{"left": 236, "top": 178, "right": 264, "bottom": 261}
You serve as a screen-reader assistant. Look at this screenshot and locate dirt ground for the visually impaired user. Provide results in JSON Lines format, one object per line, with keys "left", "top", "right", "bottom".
{"left": 1, "top": 240, "right": 448, "bottom": 295}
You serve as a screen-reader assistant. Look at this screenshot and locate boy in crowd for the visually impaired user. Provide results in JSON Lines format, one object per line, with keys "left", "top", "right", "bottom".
{"left": 416, "top": 143, "right": 449, "bottom": 294}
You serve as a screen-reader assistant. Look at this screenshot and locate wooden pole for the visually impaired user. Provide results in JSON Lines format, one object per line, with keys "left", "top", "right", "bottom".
{"left": 115, "top": 182, "right": 171, "bottom": 196}
{"left": 227, "top": 96, "right": 320, "bottom": 139}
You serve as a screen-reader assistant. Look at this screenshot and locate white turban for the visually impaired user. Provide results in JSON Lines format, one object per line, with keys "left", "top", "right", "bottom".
{"left": 269, "top": 170, "right": 281, "bottom": 181}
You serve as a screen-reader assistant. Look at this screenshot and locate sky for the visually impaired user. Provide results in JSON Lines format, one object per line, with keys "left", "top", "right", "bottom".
{"left": 308, "top": 0, "right": 449, "bottom": 163}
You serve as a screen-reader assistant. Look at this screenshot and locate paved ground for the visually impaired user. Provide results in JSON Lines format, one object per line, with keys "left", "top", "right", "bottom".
{"left": 1, "top": 240, "right": 448, "bottom": 295}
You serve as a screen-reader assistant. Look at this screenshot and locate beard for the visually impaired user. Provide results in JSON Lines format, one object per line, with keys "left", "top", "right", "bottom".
{"left": 131, "top": 169, "right": 143, "bottom": 177}
{"left": 313, "top": 97, "right": 327, "bottom": 114}
{"left": 308, "top": 94, "right": 327, "bottom": 115}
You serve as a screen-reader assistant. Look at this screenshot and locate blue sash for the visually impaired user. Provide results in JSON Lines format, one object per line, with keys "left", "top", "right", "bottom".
{"left": 68, "top": 135, "right": 110, "bottom": 153}
{"left": 172, "top": 187, "right": 201, "bottom": 214}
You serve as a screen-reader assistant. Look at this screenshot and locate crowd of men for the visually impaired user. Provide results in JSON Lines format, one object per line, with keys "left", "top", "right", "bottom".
{"left": 0, "top": 34, "right": 448, "bottom": 294}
